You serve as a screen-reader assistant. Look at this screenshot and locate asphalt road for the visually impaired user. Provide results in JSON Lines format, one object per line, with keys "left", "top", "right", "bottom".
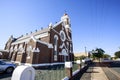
{"left": 0, "top": 73, "right": 12, "bottom": 80}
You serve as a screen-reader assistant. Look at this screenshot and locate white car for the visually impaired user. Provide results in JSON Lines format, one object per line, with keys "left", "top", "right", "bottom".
{"left": 0, "top": 59, "right": 16, "bottom": 73}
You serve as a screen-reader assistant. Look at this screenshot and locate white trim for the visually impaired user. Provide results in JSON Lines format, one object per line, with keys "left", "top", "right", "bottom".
{"left": 37, "top": 40, "right": 53, "bottom": 48}
{"left": 32, "top": 48, "right": 40, "bottom": 53}
{"left": 31, "top": 36, "right": 53, "bottom": 48}
{"left": 60, "top": 30, "right": 66, "bottom": 42}
{"left": 65, "top": 25, "right": 71, "bottom": 30}
{"left": 65, "top": 62, "right": 72, "bottom": 68}
{"left": 35, "top": 32, "right": 48, "bottom": 39}
{"left": 31, "top": 36, "right": 37, "bottom": 42}
{"left": 51, "top": 28, "right": 60, "bottom": 35}
{"left": 27, "top": 56, "right": 30, "bottom": 59}
{"left": 61, "top": 15, "right": 69, "bottom": 21}
{"left": 54, "top": 35, "right": 58, "bottom": 51}
{"left": 0, "top": 49, "right": 9, "bottom": 52}
{"left": 59, "top": 49, "right": 68, "bottom": 56}
{"left": 62, "top": 77, "right": 69, "bottom": 80}
{"left": 17, "top": 50, "right": 25, "bottom": 54}
{"left": 54, "top": 35, "right": 58, "bottom": 40}
{"left": 14, "top": 61, "right": 65, "bottom": 66}
{"left": 11, "top": 32, "right": 49, "bottom": 45}
{"left": 72, "top": 69, "right": 80, "bottom": 76}
{"left": 60, "top": 43, "right": 68, "bottom": 53}
{"left": 12, "top": 38, "right": 30, "bottom": 45}
{"left": 0, "top": 52, "right": 2, "bottom": 55}
{"left": 53, "top": 21, "right": 62, "bottom": 28}
{"left": 59, "top": 43, "right": 65, "bottom": 49}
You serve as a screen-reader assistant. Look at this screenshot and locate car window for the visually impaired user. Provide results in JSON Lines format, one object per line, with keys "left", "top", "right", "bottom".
{"left": 0, "top": 61, "right": 6, "bottom": 65}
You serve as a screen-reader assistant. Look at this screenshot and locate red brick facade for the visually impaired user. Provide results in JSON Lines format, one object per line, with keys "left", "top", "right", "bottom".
{"left": 4, "top": 14, "right": 74, "bottom": 65}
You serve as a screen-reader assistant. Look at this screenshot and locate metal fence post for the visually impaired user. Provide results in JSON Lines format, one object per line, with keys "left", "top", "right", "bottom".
{"left": 65, "top": 62, "right": 72, "bottom": 80}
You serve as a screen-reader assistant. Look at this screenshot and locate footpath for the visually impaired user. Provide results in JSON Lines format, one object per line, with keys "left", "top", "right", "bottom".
{"left": 80, "top": 61, "right": 108, "bottom": 80}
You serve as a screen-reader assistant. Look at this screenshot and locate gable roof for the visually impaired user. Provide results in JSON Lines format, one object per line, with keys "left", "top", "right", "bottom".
{"left": 11, "top": 28, "right": 49, "bottom": 45}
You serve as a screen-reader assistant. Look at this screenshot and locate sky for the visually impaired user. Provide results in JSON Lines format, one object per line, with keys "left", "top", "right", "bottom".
{"left": 0, "top": 0, "right": 120, "bottom": 56}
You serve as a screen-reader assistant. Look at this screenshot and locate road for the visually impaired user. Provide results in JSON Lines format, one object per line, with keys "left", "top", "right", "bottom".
{"left": 0, "top": 73, "right": 11, "bottom": 80}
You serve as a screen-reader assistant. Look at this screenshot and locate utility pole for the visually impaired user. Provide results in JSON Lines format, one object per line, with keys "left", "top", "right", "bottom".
{"left": 85, "top": 46, "right": 87, "bottom": 57}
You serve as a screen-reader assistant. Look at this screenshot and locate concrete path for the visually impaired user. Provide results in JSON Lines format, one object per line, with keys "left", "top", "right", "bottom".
{"left": 91, "top": 63, "right": 108, "bottom": 80}
{"left": 80, "top": 62, "right": 108, "bottom": 80}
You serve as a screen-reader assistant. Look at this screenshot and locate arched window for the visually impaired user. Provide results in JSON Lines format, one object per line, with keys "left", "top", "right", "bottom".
{"left": 54, "top": 35, "right": 58, "bottom": 61}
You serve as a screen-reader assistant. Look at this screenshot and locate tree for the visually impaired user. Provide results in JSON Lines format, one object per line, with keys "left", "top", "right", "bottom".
{"left": 114, "top": 51, "right": 120, "bottom": 58}
{"left": 92, "top": 48, "right": 105, "bottom": 61}
{"left": 74, "top": 55, "right": 86, "bottom": 61}
{"left": 79, "top": 55, "right": 86, "bottom": 60}
{"left": 103, "top": 54, "right": 111, "bottom": 58}
{"left": 92, "top": 48, "right": 104, "bottom": 58}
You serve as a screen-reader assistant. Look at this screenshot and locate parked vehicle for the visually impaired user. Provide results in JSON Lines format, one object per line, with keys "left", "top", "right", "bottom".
{"left": 0, "top": 59, "right": 16, "bottom": 73}
{"left": 101, "top": 58, "right": 112, "bottom": 62}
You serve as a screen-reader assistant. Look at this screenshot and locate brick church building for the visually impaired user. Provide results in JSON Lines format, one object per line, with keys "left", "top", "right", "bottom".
{"left": 4, "top": 14, "right": 74, "bottom": 66}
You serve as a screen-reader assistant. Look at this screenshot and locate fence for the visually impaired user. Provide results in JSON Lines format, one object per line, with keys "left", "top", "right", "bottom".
{"left": 12, "top": 60, "right": 92, "bottom": 80}
{"left": 35, "top": 60, "right": 92, "bottom": 80}
{"left": 35, "top": 65, "right": 66, "bottom": 80}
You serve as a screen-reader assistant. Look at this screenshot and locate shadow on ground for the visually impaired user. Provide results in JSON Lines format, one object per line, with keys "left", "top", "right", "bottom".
{"left": 0, "top": 72, "right": 12, "bottom": 80}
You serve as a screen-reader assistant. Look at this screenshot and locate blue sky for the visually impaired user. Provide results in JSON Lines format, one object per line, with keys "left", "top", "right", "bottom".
{"left": 0, "top": 0, "right": 120, "bottom": 56}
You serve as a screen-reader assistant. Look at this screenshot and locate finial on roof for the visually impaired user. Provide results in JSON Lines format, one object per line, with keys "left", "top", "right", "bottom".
{"left": 64, "top": 10, "right": 68, "bottom": 16}
{"left": 49, "top": 22, "right": 52, "bottom": 27}
{"left": 9, "top": 35, "right": 13, "bottom": 40}
{"left": 26, "top": 33, "right": 28, "bottom": 35}
{"left": 35, "top": 29, "right": 37, "bottom": 32}
{"left": 41, "top": 27, "right": 43, "bottom": 30}
{"left": 10, "top": 35, "right": 13, "bottom": 38}
{"left": 49, "top": 22, "right": 52, "bottom": 29}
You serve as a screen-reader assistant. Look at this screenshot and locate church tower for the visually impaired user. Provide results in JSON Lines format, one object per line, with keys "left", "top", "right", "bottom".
{"left": 61, "top": 13, "right": 72, "bottom": 40}
{"left": 61, "top": 13, "right": 74, "bottom": 61}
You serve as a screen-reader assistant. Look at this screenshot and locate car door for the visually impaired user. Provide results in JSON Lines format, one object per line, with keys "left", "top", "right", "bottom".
{"left": 0, "top": 61, "right": 7, "bottom": 72}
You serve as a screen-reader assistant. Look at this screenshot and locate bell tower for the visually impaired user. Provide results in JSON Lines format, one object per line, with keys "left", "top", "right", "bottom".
{"left": 61, "top": 13, "right": 72, "bottom": 39}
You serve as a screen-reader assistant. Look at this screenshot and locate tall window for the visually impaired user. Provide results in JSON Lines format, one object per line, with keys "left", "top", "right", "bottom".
{"left": 66, "top": 42, "right": 69, "bottom": 53}
{"left": 62, "top": 49, "right": 67, "bottom": 61}
{"left": 54, "top": 35, "right": 58, "bottom": 61}
{"left": 27, "top": 46, "right": 32, "bottom": 59}
{"left": 14, "top": 45, "right": 18, "bottom": 51}
{"left": 10, "top": 46, "right": 13, "bottom": 52}
{"left": 17, "top": 44, "right": 24, "bottom": 55}
{"left": 70, "top": 44, "right": 72, "bottom": 53}
{"left": 19, "top": 44, "right": 23, "bottom": 51}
